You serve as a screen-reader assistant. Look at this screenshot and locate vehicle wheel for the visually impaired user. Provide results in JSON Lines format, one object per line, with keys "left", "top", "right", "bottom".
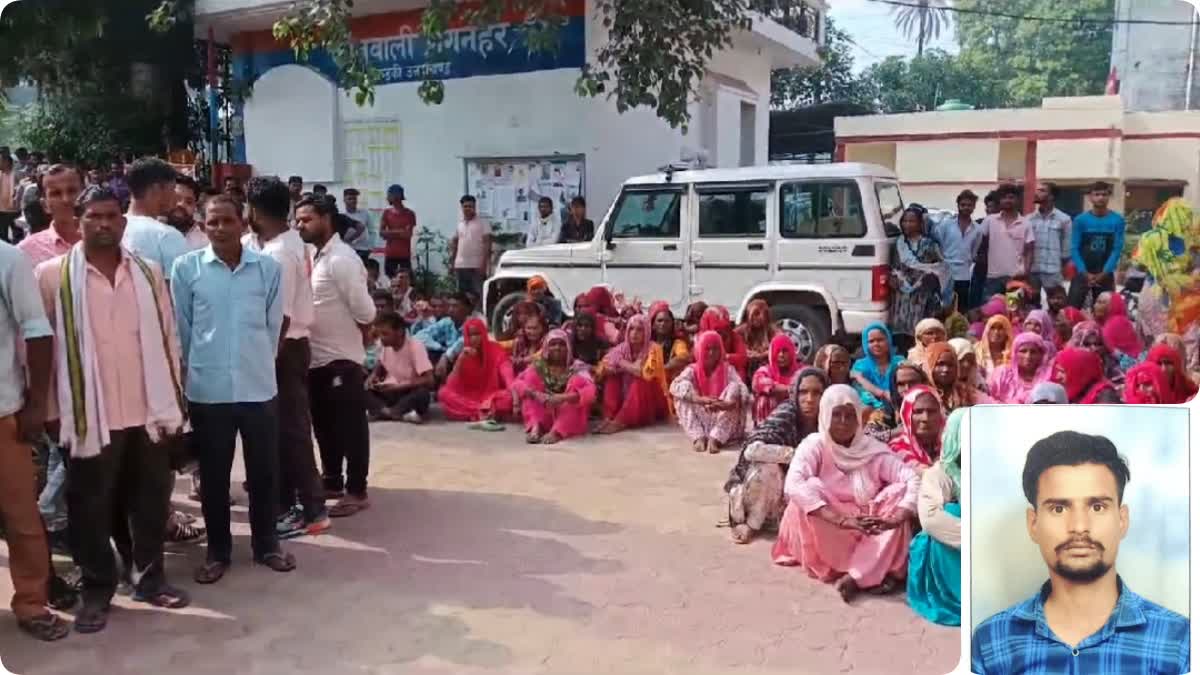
{"left": 490, "top": 290, "right": 527, "bottom": 337}
{"left": 772, "top": 303, "right": 831, "bottom": 363}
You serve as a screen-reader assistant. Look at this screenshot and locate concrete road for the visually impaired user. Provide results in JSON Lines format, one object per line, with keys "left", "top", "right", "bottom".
{"left": 0, "top": 422, "right": 961, "bottom": 675}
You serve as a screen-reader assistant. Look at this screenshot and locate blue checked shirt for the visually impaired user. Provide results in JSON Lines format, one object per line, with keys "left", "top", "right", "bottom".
{"left": 972, "top": 578, "right": 1190, "bottom": 675}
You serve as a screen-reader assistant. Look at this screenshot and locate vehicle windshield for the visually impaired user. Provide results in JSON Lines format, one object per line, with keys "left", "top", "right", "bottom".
{"left": 608, "top": 189, "right": 681, "bottom": 238}
{"left": 875, "top": 182, "right": 904, "bottom": 234}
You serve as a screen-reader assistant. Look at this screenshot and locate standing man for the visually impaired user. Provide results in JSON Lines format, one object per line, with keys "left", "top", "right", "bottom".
{"left": 982, "top": 183, "right": 1035, "bottom": 299}
{"left": 121, "top": 158, "right": 189, "bottom": 277}
{"left": 970, "top": 191, "right": 1000, "bottom": 308}
{"left": 37, "top": 187, "right": 190, "bottom": 632}
{"left": 449, "top": 194, "right": 491, "bottom": 297}
{"left": 0, "top": 153, "right": 19, "bottom": 243}
{"left": 0, "top": 239, "right": 70, "bottom": 641}
{"left": 295, "top": 195, "right": 376, "bottom": 518}
{"left": 18, "top": 165, "right": 83, "bottom": 267}
{"left": 1068, "top": 182, "right": 1126, "bottom": 311}
{"left": 931, "top": 189, "right": 983, "bottom": 312}
{"left": 1026, "top": 182, "right": 1073, "bottom": 307}
{"left": 243, "top": 178, "right": 331, "bottom": 539}
{"left": 172, "top": 175, "right": 208, "bottom": 250}
{"left": 108, "top": 161, "right": 131, "bottom": 209}
{"left": 560, "top": 196, "right": 594, "bottom": 243}
{"left": 171, "top": 194, "right": 294, "bottom": 583}
{"left": 526, "top": 196, "right": 561, "bottom": 248}
{"left": 287, "top": 175, "right": 304, "bottom": 224}
{"left": 342, "top": 187, "right": 374, "bottom": 264}
{"left": 379, "top": 184, "right": 415, "bottom": 277}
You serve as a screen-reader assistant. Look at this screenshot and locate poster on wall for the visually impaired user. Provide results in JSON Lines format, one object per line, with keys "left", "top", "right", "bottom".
{"left": 464, "top": 155, "right": 585, "bottom": 236}
{"left": 342, "top": 120, "right": 401, "bottom": 247}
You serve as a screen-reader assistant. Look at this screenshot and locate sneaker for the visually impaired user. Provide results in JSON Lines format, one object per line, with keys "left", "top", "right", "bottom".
{"left": 275, "top": 507, "right": 305, "bottom": 538}
{"left": 402, "top": 410, "right": 423, "bottom": 424}
{"left": 303, "top": 514, "right": 332, "bottom": 537}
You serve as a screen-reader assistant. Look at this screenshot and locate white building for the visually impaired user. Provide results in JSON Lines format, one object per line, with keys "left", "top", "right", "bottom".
{"left": 1111, "top": 0, "right": 1200, "bottom": 112}
{"left": 194, "top": 0, "right": 822, "bottom": 249}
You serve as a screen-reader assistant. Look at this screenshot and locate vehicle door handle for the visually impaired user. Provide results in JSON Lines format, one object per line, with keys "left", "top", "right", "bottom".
{"left": 747, "top": 243, "right": 764, "bottom": 251}
{"left": 663, "top": 243, "right": 677, "bottom": 251}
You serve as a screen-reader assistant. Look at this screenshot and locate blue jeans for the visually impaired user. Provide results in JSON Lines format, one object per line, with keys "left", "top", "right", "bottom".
{"left": 37, "top": 437, "right": 68, "bottom": 533}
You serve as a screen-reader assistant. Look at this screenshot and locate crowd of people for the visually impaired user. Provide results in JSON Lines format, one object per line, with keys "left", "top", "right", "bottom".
{"left": 0, "top": 149, "right": 1197, "bottom": 641}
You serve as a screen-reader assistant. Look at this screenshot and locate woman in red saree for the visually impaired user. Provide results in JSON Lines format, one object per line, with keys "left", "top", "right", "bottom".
{"left": 1122, "top": 361, "right": 1169, "bottom": 404}
{"left": 595, "top": 314, "right": 670, "bottom": 433}
{"left": 752, "top": 334, "right": 802, "bottom": 424}
{"left": 437, "top": 318, "right": 516, "bottom": 421}
{"left": 1147, "top": 342, "right": 1199, "bottom": 404}
{"left": 1049, "top": 348, "right": 1120, "bottom": 404}
{"left": 699, "top": 306, "right": 749, "bottom": 381}
{"left": 887, "top": 385, "right": 945, "bottom": 471}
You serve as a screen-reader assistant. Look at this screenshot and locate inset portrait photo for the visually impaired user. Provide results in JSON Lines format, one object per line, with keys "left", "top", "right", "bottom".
{"left": 969, "top": 405, "right": 1190, "bottom": 675}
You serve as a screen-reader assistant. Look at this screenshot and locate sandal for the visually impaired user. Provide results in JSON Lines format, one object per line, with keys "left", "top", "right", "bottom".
{"left": 474, "top": 419, "right": 505, "bottom": 432}
{"left": 74, "top": 604, "right": 110, "bottom": 634}
{"left": 18, "top": 613, "right": 70, "bottom": 641}
{"left": 869, "top": 575, "right": 903, "bottom": 596}
{"left": 167, "top": 516, "right": 206, "bottom": 544}
{"left": 194, "top": 560, "right": 229, "bottom": 585}
{"left": 329, "top": 496, "right": 370, "bottom": 518}
{"left": 254, "top": 551, "right": 296, "bottom": 573}
{"left": 48, "top": 575, "right": 79, "bottom": 611}
{"left": 133, "top": 583, "right": 191, "bottom": 609}
{"left": 541, "top": 432, "right": 562, "bottom": 445}
{"left": 525, "top": 431, "right": 543, "bottom": 444}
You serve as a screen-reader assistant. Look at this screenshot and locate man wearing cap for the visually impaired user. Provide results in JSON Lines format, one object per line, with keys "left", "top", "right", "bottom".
{"left": 380, "top": 185, "right": 416, "bottom": 278}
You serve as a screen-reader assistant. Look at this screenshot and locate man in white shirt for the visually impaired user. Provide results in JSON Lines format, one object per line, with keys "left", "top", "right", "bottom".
{"left": 295, "top": 195, "right": 376, "bottom": 518}
{"left": 120, "top": 158, "right": 189, "bottom": 277}
{"left": 449, "top": 194, "right": 491, "bottom": 297}
{"left": 525, "top": 196, "right": 561, "bottom": 248}
{"left": 172, "top": 175, "right": 208, "bottom": 251}
{"left": 245, "top": 178, "right": 331, "bottom": 539}
{"left": 342, "top": 188, "right": 374, "bottom": 264}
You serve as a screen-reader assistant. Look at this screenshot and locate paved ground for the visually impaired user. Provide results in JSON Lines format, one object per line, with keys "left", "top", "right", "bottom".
{"left": 0, "top": 422, "right": 960, "bottom": 675}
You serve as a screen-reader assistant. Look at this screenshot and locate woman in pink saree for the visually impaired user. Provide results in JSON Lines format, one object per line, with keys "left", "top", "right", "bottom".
{"left": 511, "top": 329, "right": 597, "bottom": 444}
{"left": 751, "top": 334, "right": 802, "bottom": 424}
{"left": 986, "top": 332, "right": 1052, "bottom": 404}
{"left": 771, "top": 384, "right": 919, "bottom": 603}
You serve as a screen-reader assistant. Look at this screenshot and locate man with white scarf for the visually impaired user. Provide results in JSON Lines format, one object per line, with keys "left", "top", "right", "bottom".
{"left": 524, "top": 196, "right": 561, "bottom": 249}
{"left": 34, "top": 187, "right": 190, "bottom": 633}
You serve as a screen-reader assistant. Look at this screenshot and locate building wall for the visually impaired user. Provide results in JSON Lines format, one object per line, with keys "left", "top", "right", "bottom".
{"left": 1111, "top": 0, "right": 1199, "bottom": 112}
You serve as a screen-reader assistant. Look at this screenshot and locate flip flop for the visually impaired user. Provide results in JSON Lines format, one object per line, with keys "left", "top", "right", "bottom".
{"left": 18, "top": 613, "right": 70, "bottom": 641}
{"left": 475, "top": 419, "right": 505, "bottom": 432}
{"left": 73, "top": 604, "right": 110, "bottom": 634}
{"left": 133, "top": 583, "right": 191, "bottom": 609}
{"left": 254, "top": 551, "right": 297, "bottom": 573}
{"left": 194, "top": 560, "right": 228, "bottom": 585}
{"left": 329, "top": 497, "right": 371, "bottom": 518}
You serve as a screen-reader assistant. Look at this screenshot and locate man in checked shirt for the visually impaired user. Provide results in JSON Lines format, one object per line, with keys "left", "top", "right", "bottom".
{"left": 971, "top": 431, "right": 1189, "bottom": 675}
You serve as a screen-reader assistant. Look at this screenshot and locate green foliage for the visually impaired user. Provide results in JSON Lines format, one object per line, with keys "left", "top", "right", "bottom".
{"left": 859, "top": 49, "right": 1008, "bottom": 113}
{"left": 771, "top": 18, "right": 867, "bottom": 110}
{"left": 273, "top": 0, "right": 381, "bottom": 107}
{"left": 15, "top": 92, "right": 167, "bottom": 165}
{"left": 954, "top": 0, "right": 1114, "bottom": 106}
{"left": 889, "top": 0, "right": 951, "bottom": 56}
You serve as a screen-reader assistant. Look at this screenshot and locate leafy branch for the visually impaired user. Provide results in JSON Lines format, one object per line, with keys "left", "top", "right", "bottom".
{"left": 272, "top": 0, "right": 382, "bottom": 106}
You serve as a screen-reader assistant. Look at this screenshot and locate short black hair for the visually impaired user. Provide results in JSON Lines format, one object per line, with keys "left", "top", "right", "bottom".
{"left": 460, "top": 194, "right": 476, "bottom": 205}
{"left": 176, "top": 175, "right": 199, "bottom": 199}
{"left": 1089, "top": 181, "right": 1113, "bottom": 194}
{"left": 956, "top": 189, "right": 978, "bottom": 203}
{"left": 537, "top": 196, "right": 553, "bottom": 207}
{"left": 364, "top": 258, "right": 380, "bottom": 272}
{"left": 204, "top": 193, "right": 243, "bottom": 219}
{"left": 570, "top": 196, "right": 586, "bottom": 207}
{"left": 38, "top": 163, "right": 83, "bottom": 193}
{"left": 1046, "top": 285, "right": 1067, "bottom": 298}
{"left": 1022, "top": 431, "right": 1131, "bottom": 506}
{"left": 313, "top": 184, "right": 328, "bottom": 194}
{"left": 995, "top": 182, "right": 1020, "bottom": 199}
{"left": 287, "top": 175, "right": 303, "bottom": 185}
{"left": 126, "top": 157, "right": 178, "bottom": 199}
{"left": 451, "top": 291, "right": 474, "bottom": 310}
{"left": 246, "top": 176, "right": 292, "bottom": 221}
{"left": 984, "top": 190, "right": 999, "bottom": 205}
{"left": 75, "top": 186, "right": 122, "bottom": 215}
{"left": 371, "top": 289, "right": 396, "bottom": 307}
{"left": 374, "top": 310, "right": 409, "bottom": 331}
{"left": 296, "top": 194, "right": 337, "bottom": 217}
{"left": 343, "top": 188, "right": 360, "bottom": 197}
{"left": 1039, "top": 181, "right": 1060, "bottom": 200}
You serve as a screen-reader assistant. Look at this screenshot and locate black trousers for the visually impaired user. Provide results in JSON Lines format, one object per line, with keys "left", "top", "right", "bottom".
{"left": 0, "top": 212, "right": 15, "bottom": 243}
{"left": 276, "top": 338, "right": 325, "bottom": 520}
{"left": 366, "top": 386, "right": 431, "bottom": 417}
{"left": 190, "top": 400, "right": 280, "bottom": 564}
{"left": 953, "top": 281, "right": 972, "bottom": 313}
{"left": 67, "top": 428, "right": 172, "bottom": 605}
{"left": 309, "top": 360, "right": 370, "bottom": 496}
{"left": 1067, "top": 272, "right": 1115, "bottom": 310}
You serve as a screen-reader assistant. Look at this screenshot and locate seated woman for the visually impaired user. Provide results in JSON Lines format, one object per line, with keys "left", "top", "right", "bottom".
{"left": 595, "top": 314, "right": 670, "bottom": 434}
{"left": 1122, "top": 361, "right": 1169, "bottom": 404}
{"left": 1069, "top": 321, "right": 1127, "bottom": 388}
{"left": 526, "top": 275, "right": 563, "bottom": 326}
{"left": 850, "top": 322, "right": 904, "bottom": 411}
{"left": 973, "top": 315, "right": 1013, "bottom": 382}
{"left": 814, "top": 344, "right": 852, "bottom": 385}
{"left": 737, "top": 299, "right": 778, "bottom": 376}
{"left": 500, "top": 311, "right": 548, "bottom": 375}
{"left": 699, "top": 306, "right": 749, "bottom": 381}
{"left": 907, "top": 408, "right": 964, "bottom": 627}
{"left": 1147, "top": 342, "right": 1199, "bottom": 404}
{"left": 682, "top": 301, "right": 708, "bottom": 342}
{"left": 585, "top": 285, "right": 624, "bottom": 342}
{"left": 863, "top": 361, "right": 928, "bottom": 444}
{"left": 987, "top": 333, "right": 1051, "bottom": 404}
{"left": 671, "top": 331, "right": 753, "bottom": 454}
{"left": 1102, "top": 308, "right": 1144, "bottom": 376}
{"left": 1021, "top": 309, "right": 1059, "bottom": 357}
{"left": 924, "top": 342, "right": 993, "bottom": 413}
{"left": 771, "top": 385, "right": 920, "bottom": 603}
{"left": 948, "top": 337, "right": 988, "bottom": 395}
{"left": 566, "top": 310, "right": 610, "bottom": 371}
{"left": 649, "top": 301, "right": 692, "bottom": 383}
{"left": 752, "top": 334, "right": 802, "bottom": 424}
{"left": 906, "top": 318, "right": 948, "bottom": 365}
{"left": 1050, "top": 348, "right": 1120, "bottom": 404}
{"left": 511, "top": 330, "right": 596, "bottom": 444}
{"left": 888, "top": 385, "right": 945, "bottom": 472}
{"left": 437, "top": 318, "right": 516, "bottom": 422}
{"left": 725, "top": 368, "right": 828, "bottom": 544}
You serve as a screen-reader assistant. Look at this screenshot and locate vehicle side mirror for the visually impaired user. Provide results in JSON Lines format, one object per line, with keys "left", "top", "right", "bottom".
{"left": 604, "top": 229, "right": 615, "bottom": 250}
{"left": 884, "top": 223, "right": 901, "bottom": 238}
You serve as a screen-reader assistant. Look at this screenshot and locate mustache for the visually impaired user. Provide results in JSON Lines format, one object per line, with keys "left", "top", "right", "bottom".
{"left": 1056, "top": 537, "right": 1104, "bottom": 553}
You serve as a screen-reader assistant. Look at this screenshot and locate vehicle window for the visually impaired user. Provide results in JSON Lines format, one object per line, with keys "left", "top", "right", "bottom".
{"left": 698, "top": 189, "right": 768, "bottom": 238}
{"left": 875, "top": 182, "right": 905, "bottom": 233}
{"left": 779, "top": 181, "right": 866, "bottom": 239}
{"left": 609, "top": 189, "right": 681, "bottom": 239}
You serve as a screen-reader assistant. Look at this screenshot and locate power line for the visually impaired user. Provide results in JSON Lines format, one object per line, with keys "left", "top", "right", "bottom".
{"left": 865, "top": 0, "right": 1199, "bottom": 26}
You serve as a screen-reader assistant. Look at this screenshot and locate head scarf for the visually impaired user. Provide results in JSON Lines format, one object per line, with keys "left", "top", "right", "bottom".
{"left": 908, "top": 318, "right": 947, "bottom": 364}
{"left": 981, "top": 296, "right": 1007, "bottom": 319}
{"left": 693, "top": 330, "right": 729, "bottom": 397}
{"left": 511, "top": 308, "right": 549, "bottom": 361}
{"left": 726, "top": 368, "right": 828, "bottom": 494}
{"left": 447, "top": 318, "right": 509, "bottom": 399}
{"left": 699, "top": 305, "right": 748, "bottom": 375}
{"left": 1022, "top": 309, "right": 1059, "bottom": 358}
{"left": 684, "top": 301, "right": 709, "bottom": 327}
{"left": 949, "top": 338, "right": 973, "bottom": 362}
{"left": 1147, "top": 343, "right": 1199, "bottom": 404}
{"left": 766, "top": 334, "right": 799, "bottom": 384}
{"left": 851, "top": 321, "right": 902, "bottom": 391}
{"left": 585, "top": 286, "right": 618, "bottom": 317}
{"left": 1122, "top": 361, "right": 1169, "bottom": 405}
{"left": 944, "top": 311, "right": 969, "bottom": 340}
{"left": 699, "top": 305, "right": 733, "bottom": 333}
{"left": 526, "top": 275, "right": 548, "bottom": 293}
{"left": 814, "top": 344, "right": 852, "bottom": 383}
{"left": 1062, "top": 307, "right": 1087, "bottom": 328}
{"left": 1030, "top": 382, "right": 1068, "bottom": 404}
{"left": 648, "top": 301, "right": 679, "bottom": 348}
{"left": 819, "top": 384, "right": 893, "bottom": 505}
{"left": 990, "top": 332, "right": 1052, "bottom": 404}
{"left": 1051, "top": 348, "right": 1113, "bottom": 404}
{"left": 603, "top": 313, "right": 651, "bottom": 368}
{"left": 738, "top": 299, "right": 777, "bottom": 349}
{"left": 889, "top": 384, "right": 943, "bottom": 468}
{"left": 533, "top": 329, "right": 589, "bottom": 393}
{"left": 1135, "top": 200, "right": 1200, "bottom": 334}
{"left": 1102, "top": 312, "right": 1143, "bottom": 359}
{"left": 975, "top": 315, "right": 1014, "bottom": 371}
{"left": 567, "top": 310, "right": 608, "bottom": 365}
{"left": 888, "top": 360, "right": 929, "bottom": 419}
{"left": 939, "top": 408, "right": 966, "bottom": 498}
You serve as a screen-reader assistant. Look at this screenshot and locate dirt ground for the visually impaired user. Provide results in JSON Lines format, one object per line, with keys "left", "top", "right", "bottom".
{"left": 0, "top": 422, "right": 961, "bottom": 675}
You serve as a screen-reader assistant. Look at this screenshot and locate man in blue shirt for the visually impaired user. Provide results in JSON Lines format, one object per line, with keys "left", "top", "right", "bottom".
{"left": 171, "top": 194, "right": 295, "bottom": 584}
{"left": 972, "top": 431, "right": 1189, "bottom": 675}
{"left": 931, "top": 189, "right": 983, "bottom": 311}
{"left": 1068, "top": 181, "right": 1125, "bottom": 310}
{"left": 120, "top": 158, "right": 189, "bottom": 279}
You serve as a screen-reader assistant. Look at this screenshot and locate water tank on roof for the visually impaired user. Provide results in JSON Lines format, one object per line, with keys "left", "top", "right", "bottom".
{"left": 935, "top": 99, "right": 973, "bottom": 111}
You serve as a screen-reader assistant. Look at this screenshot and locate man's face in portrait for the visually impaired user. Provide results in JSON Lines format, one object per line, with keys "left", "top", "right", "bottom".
{"left": 1027, "top": 463, "right": 1129, "bottom": 583}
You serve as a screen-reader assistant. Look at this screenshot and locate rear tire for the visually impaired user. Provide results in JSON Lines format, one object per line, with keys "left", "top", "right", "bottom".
{"left": 490, "top": 290, "right": 526, "bottom": 337}
{"left": 771, "top": 303, "right": 831, "bottom": 364}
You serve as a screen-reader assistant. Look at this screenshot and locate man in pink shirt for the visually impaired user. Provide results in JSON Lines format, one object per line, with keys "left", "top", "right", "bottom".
{"left": 982, "top": 183, "right": 1035, "bottom": 298}
{"left": 366, "top": 312, "right": 434, "bottom": 423}
{"left": 17, "top": 164, "right": 83, "bottom": 267}
{"left": 35, "top": 187, "right": 190, "bottom": 632}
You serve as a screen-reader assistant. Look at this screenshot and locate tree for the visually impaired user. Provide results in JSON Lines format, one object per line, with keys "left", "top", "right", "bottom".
{"left": 954, "top": 0, "right": 1113, "bottom": 106}
{"left": 771, "top": 18, "right": 867, "bottom": 110}
{"left": 858, "top": 49, "right": 1007, "bottom": 113}
{"left": 890, "top": 0, "right": 951, "bottom": 56}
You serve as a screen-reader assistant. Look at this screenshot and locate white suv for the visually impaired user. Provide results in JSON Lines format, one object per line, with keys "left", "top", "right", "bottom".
{"left": 483, "top": 162, "right": 903, "bottom": 361}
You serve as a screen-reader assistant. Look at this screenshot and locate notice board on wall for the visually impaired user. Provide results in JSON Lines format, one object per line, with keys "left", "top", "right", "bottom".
{"left": 342, "top": 119, "right": 402, "bottom": 210}
{"left": 463, "top": 155, "right": 586, "bottom": 235}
